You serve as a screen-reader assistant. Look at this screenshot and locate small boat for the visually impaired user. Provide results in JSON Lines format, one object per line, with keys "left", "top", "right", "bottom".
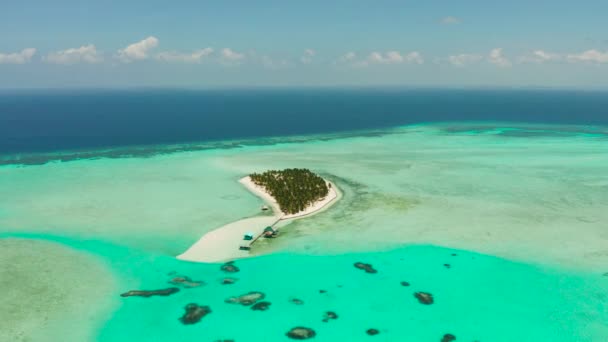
{"left": 261, "top": 205, "right": 269, "bottom": 211}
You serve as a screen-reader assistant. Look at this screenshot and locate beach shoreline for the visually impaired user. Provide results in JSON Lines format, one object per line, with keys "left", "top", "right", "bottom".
{"left": 177, "top": 175, "right": 340, "bottom": 263}
{"left": 239, "top": 176, "right": 339, "bottom": 220}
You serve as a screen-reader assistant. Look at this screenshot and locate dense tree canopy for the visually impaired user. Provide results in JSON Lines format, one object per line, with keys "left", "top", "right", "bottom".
{"left": 250, "top": 168, "right": 329, "bottom": 215}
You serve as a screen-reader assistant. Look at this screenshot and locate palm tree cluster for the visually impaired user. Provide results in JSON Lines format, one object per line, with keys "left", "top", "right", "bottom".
{"left": 250, "top": 168, "right": 329, "bottom": 215}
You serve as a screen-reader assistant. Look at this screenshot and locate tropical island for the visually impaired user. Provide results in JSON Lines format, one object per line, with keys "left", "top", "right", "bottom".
{"left": 249, "top": 168, "right": 330, "bottom": 215}
{"left": 178, "top": 168, "right": 340, "bottom": 262}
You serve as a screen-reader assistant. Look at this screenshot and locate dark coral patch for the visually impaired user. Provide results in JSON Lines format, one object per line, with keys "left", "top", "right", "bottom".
{"left": 441, "top": 333, "right": 456, "bottom": 342}
{"left": 225, "top": 291, "right": 266, "bottom": 306}
{"left": 400, "top": 281, "right": 410, "bottom": 287}
{"left": 220, "top": 262, "right": 240, "bottom": 273}
{"left": 221, "top": 277, "right": 238, "bottom": 285}
{"left": 354, "top": 262, "right": 378, "bottom": 274}
{"left": 443, "top": 264, "right": 451, "bottom": 269}
{"left": 366, "top": 329, "right": 380, "bottom": 336}
{"left": 251, "top": 301, "right": 271, "bottom": 311}
{"left": 319, "top": 289, "right": 327, "bottom": 294}
{"left": 169, "top": 275, "right": 205, "bottom": 288}
{"left": 290, "top": 298, "right": 304, "bottom": 305}
{"left": 414, "top": 292, "right": 434, "bottom": 305}
{"left": 322, "top": 311, "right": 338, "bottom": 322}
{"left": 286, "top": 327, "right": 316, "bottom": 340}
{"left": 179, "top": 303, "right": 211, "bottom": 325}
{"left": 120, "top": 287, "right": 180, "bottom": 298}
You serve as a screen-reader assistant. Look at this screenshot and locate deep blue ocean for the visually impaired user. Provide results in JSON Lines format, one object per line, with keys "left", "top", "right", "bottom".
{"left": 1, "top": 88, "right": 607, "bottom": 155}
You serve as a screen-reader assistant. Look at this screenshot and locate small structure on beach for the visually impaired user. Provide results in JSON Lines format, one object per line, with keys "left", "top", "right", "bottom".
{"left": 263, "top": 226, "right": 278, "bottom": 238}
{"left": 261, "top": 205, "right": 269, "bottom": 211}
{"left": 243, "top": 232, "right": 254, "bottom": 241}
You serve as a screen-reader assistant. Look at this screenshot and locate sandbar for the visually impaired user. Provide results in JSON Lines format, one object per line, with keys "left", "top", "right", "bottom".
{"left": 177, "top": 176, "right": 340, "bottom": 262}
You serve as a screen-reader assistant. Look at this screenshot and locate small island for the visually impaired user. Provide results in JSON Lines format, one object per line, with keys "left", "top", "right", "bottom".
{"left": 178, "top": 168, "right": 340, "bottom": 262}
{"left": 249, "top": 169, "right": 330, "bottom": 215}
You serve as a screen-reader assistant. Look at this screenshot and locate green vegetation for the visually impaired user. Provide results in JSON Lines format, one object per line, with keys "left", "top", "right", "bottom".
{"left": 250, "top": 168, "right": 329, "bottom": 215}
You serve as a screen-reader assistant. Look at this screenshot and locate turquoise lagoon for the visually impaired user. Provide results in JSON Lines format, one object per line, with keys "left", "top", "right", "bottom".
{"left": 1, "top": 123, "right": 607, "bottom": 341}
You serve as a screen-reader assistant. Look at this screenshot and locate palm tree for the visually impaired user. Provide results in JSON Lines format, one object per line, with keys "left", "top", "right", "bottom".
{"left": 250, "top": 168, "right": 329, "bottom": 214}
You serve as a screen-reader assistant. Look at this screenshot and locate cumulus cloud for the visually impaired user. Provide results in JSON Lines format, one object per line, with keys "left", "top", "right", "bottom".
{"left": 0, "top": 48, "right": 36, "bottom": 64}
{"left": 518, "top": 50, "right": 561, "bottom": 64}
{"left": 156, "top": 48, "right": 214, "bottom": 63}
{"left": 533, "top": 50, "right": 559, "bottom": 62}
{"left": 368, "top": 51, "right": 404, "bottom": 64}
{"left": 335, "top": 51, "right": 357, "bottom": 65}
{"left": 517, "top": 49, "right": 608, "bottom": 64}
{"left": 488, "top": 48, "right": 511, "bottom": 67}
{"left": 300, "top": 49, "right": 316, "bottom": 64}
{"left": 441, "top": 49, "right": 512, "bottom": 68}
{"left": 116, "top": 36, "right": 159, "bottom": 62}
{"left": 335, "top": 50, "right": 423, "bottom": 67}
{"left": 447, "top": 53, "right": 483, "bottom": 67}
{"left": 441, "top": 16, "right": 461, "bottom": 25}
{"left": 44, "top": 45, "right": 102, "bottom": 65}
{"left": 219, "top": 48, "right": 245, "bottom": 65}
{"left": 567, "top": 49, "right": 608, "bottom": 64}
{"left": 360, "top": 51, "right": 424, "bottom": 66}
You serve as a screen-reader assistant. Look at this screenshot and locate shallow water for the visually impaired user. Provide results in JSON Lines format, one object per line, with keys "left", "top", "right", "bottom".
{"left": 2, "top": 233, "right": 606, "bottom": 342}
{"left": 1, "top": 123, "right": 606, "bottom": 269}
{"left": 1, "top": 122, "right": 608, "bottom": 341}
{"left": 0, "top": 238, "right": 119, "bottom": 342}
{"left": 104, "top": 247, "right": 608, "bottom": 342}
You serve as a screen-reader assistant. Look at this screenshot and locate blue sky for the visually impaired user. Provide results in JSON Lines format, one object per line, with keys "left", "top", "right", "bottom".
{"left": 1, "top": 0, "right": 607, "bottom": 88}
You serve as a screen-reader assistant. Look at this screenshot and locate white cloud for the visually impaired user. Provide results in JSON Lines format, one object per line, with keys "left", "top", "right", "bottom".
{"left": 441, "top": 16, "right": 461, "bottom": 25}
{"left": 518, "top": 50, "right": 561, "bottom": 64}
{"left": 335, "top": 50, "right": 423, "bottom": 67}
{"left": 447, "top": 53, "right": 483, "bottom": 67}
{"left": 220, "top": 48, "right": 245, "bottom": 65}
{"left": 335, "top": 51, "right": 357, "bottom": 64}
{"left": 300, "top": 49, "right": 316, "bottom": 64}
{"left": 369, "top": 51, "right": 403, "bottom": 64}
{"left": 516, "top": 49, "right": 608, "bottom": 65}
{"left": 116, "top": 36, "right": 159, "bottom": 62}
{"left": 156, "top": 48, "right": 214, "bottom": 63}
{"left": 362, "top": 51, "right": 424, "bottom": 66}
{"left": 44, "top": 45, "right": 102, "bottom": 65}
{"left": 0, "top": 48, "right": 36, "bottom": 64}
{"left": 567, "top": 49, "right": 608, "bottom": 64}
{"left": 488, "top": 48, "right": 511, "bottom": 67}
{"left": 534, "top": 50, "right": 558, "bottom": 61}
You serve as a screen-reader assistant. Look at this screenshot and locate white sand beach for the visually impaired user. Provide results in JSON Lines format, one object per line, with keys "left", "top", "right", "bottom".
{"left": 177, "top": 176, "right": 340, "bottom": 262}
